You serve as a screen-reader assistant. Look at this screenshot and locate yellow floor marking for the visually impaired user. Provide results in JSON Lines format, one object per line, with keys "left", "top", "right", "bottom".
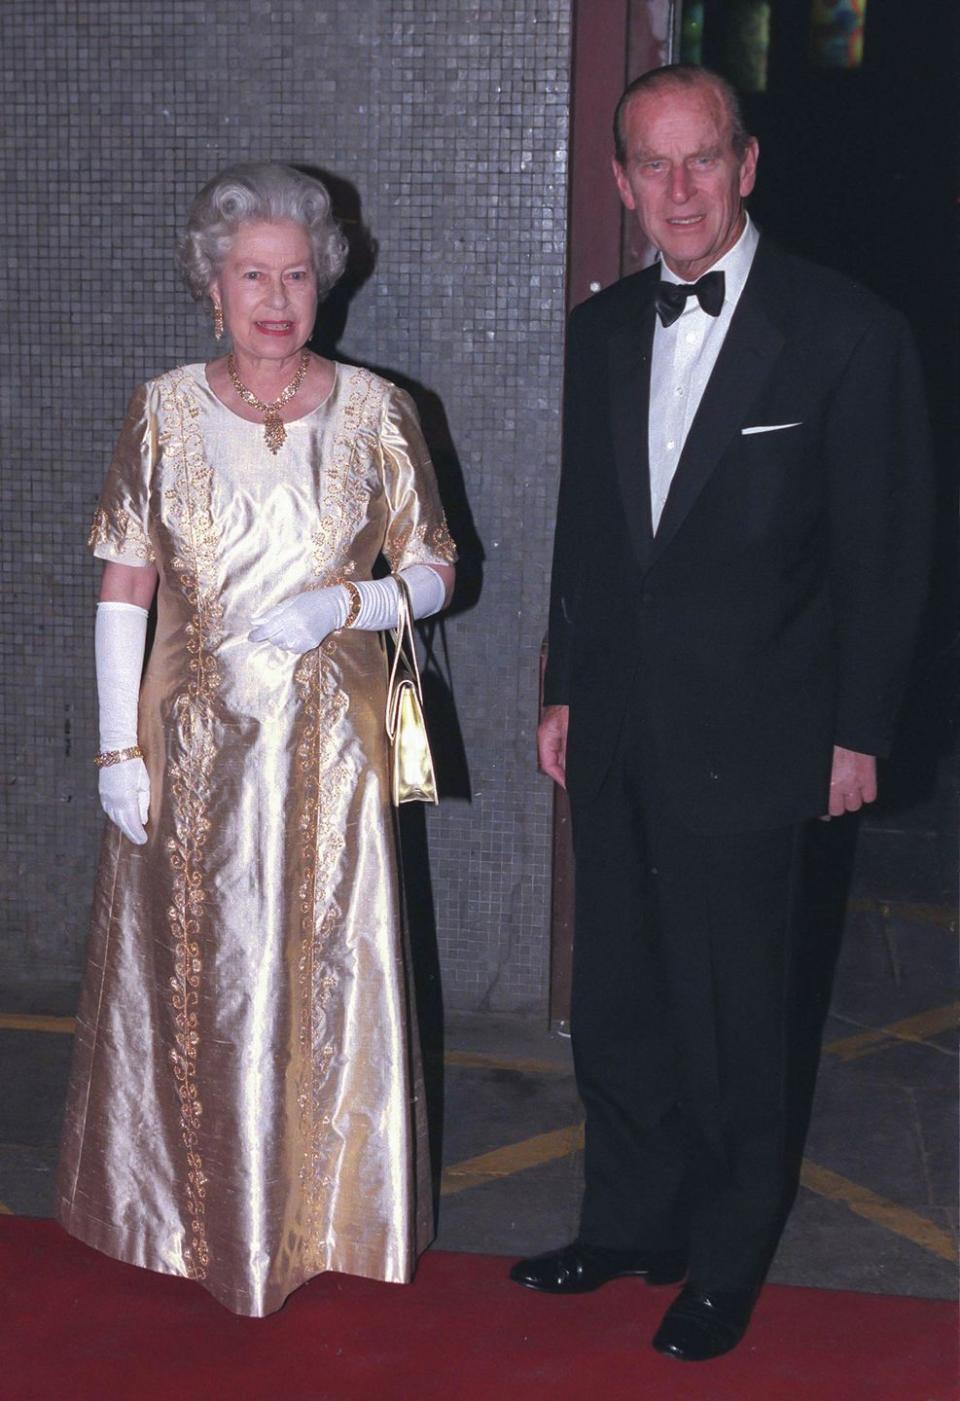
{"left": 2, "top": 1001, "right": 954, "bottom": 1067}
{"left": 824, "top": 1002, "right": 960, "bottom": 1062}
{"left": 800, "top": 1160, "right": 957, "bottom": 1262}
{"left": 0, "top": 1016, "right": 578, "bottom": 1079}
{"left": 0, "top": 1017, "right": 577, "bottom": 1077}
{"left": 847, "top": 898, "right": 956, "bottom": 930}
{"left": 443, "top": 1050, "right": 571, "bottom": 1076}
{"left": 441, "top": 1123, "right": 956, "bottom": 1264}
{"left": 0, "top": 1002, "right": 954, "bottom": 1264}
{"left": 0, "top": 1005, "right": 955, "bottom": 1261}
{"left": 0, "top": 1013, "right": 75, "bottom": 1035}
{"left": 441, "top": 1123, "right": 584, "bottom": 1196}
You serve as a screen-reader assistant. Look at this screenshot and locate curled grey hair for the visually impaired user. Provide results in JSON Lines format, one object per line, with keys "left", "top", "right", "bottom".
{"left": 176, "top": 162, "right": 348, "bottom": 302}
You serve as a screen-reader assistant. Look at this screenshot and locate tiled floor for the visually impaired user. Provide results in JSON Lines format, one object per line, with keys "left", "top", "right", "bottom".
{"left": 1, "top": 763, "right": 956, "bottom": 1304}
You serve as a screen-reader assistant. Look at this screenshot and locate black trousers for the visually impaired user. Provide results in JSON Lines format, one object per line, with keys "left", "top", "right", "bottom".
{"left": 569, "top": 718, "right": 804, "bottom": 1291}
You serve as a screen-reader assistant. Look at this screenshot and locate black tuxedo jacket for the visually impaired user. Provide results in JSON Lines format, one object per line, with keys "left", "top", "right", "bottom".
{"left": 543, "top": 238, "right": 932, "bottom": 830}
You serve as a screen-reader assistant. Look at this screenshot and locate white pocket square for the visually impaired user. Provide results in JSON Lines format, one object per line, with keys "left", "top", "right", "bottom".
{"left": 741, "top": 422, "right": 802, "bottom": 435}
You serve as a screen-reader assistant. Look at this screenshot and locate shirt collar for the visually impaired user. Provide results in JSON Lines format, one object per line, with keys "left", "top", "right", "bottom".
{"left": 658, "top": 212, "right": 759, "bottom": 305}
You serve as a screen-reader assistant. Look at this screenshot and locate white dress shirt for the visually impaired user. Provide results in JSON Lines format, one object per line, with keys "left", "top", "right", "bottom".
{"left": 648, "top": 214, "right": 760, "bottom": 531}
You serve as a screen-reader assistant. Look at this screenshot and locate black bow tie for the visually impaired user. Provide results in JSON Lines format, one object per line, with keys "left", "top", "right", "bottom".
{"left": 654, "top": 270, "right": 725, "bottom": 327}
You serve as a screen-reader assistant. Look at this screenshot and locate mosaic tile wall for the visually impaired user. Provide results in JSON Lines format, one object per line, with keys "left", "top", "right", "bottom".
{"left": 0, "top": 0, "right": 571, "bottom": 1010}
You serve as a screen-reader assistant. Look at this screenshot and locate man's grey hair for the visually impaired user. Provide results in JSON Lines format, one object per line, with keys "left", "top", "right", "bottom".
{"left": 176, "top": 161, "right": 348, "bottom": 302}
{"left": 613, "top": 64, "right": 751, "bottom": 165}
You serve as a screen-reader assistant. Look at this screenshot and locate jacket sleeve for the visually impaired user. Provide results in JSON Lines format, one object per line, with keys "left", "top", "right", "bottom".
{"left": 542, "top": 305, "right": 589, "bottom": 706}
{"left": 825, "top": 306, "right": 934, "bottom": 756}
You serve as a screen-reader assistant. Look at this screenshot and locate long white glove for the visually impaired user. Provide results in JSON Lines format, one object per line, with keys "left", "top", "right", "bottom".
{"left": 96, "top": 601, "right": 150, "bottom": 845}
{"left": 249, "top": 563, "right": 447, "bottom": 654}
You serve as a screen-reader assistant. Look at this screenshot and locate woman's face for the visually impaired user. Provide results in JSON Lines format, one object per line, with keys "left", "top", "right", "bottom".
{"left": 212, "top": 219, "right": 318, "bottom": 362}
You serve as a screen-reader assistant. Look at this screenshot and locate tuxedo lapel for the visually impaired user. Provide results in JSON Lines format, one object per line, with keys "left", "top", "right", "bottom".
{"left": 608, "top": 294, "right": 657, "bottom": 568}
{"left": 652, "top": 253, "right": 786, "bottom": 562}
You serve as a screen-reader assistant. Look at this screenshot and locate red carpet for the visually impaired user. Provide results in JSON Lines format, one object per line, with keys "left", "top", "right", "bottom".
{"left": 0, "top": 1219, "right": 954, "bottom": 1401}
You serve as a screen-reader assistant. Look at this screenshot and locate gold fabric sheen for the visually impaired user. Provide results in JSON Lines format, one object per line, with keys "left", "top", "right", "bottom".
{"left": 58, "top": 362, "right": 457, "bottom": 1317}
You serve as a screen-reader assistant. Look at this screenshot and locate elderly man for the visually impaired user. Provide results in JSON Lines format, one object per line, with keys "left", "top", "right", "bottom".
{"left": 510, "top": 65, "right": 931, "bottom": 1360}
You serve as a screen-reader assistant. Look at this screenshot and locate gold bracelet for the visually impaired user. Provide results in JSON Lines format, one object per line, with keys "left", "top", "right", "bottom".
{"left": 342, "top": 580, "right": 362, "bottom": 628}
{"left": 94, "top": 746, "right": 144, "bottom": 769}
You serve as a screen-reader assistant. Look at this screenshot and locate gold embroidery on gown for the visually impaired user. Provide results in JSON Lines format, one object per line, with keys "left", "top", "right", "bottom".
{"left": 57, "top": 362, "right": 456, "bottom": 1316}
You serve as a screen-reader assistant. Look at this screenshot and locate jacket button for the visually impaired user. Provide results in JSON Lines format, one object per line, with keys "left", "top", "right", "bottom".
{"left": 640, "top": 590, "right": 653, "bottom": 607}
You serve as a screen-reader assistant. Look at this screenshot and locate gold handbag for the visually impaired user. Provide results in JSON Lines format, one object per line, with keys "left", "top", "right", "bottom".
{"left": 385, "top": 575, "right": 438, "bottom": 806}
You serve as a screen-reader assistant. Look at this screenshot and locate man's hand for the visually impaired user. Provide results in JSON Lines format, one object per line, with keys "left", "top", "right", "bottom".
{"left": 823, "top": 745, "right": 877, "bottom": 819}
{"left": 538, "top": 704, "right": 569, "bottom": 789}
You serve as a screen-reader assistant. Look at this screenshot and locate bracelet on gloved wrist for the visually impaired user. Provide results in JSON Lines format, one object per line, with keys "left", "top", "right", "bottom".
{"left": 342, "top": 581, "right": 362, "bottom": 628}
{"left": 94, "top": 746, "right": 144, "bottom": 769}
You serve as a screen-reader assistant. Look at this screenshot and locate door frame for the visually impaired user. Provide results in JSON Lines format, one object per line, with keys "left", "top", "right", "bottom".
{"left": 548, "top": 0, "right": 678, "bottom": 1030}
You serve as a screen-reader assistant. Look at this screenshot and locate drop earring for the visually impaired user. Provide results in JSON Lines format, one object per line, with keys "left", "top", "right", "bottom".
{"left": 212, "top": 301, "right": 224, "bottom": 342}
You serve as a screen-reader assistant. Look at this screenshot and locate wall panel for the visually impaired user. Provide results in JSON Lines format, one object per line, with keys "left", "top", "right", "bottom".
{"left": 0, "top": 0, "right": 572, "bottom": 1010}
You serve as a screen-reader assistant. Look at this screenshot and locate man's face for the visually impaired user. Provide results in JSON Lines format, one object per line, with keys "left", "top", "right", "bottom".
{"left": 613, "top": 80, "right": 758, "bottom": 281}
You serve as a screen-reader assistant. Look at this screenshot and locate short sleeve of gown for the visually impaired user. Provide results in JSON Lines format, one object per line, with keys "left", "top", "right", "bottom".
{"left": 87, "top": 383, "right": 158, "bottom": 566}
{"left": 379, "top": 386, "right": 457, "bottom": 572}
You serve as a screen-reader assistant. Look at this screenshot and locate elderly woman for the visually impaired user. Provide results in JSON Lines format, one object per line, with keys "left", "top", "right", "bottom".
{"left": 56, "top": 162, "right": 456, "bottom": 1316}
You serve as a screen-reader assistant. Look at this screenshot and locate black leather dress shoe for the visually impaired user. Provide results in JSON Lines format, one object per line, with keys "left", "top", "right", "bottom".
{"left": 509, "top": 1242, "right": 687, "bottom": 1294}
{"left": 652, "top": 1282, "right": 758, "bottom": 1361}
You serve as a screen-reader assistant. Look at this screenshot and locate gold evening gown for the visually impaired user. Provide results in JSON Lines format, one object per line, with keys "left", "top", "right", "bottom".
{"left": 56, "top": 361, "right": 456, "bottom": 1316}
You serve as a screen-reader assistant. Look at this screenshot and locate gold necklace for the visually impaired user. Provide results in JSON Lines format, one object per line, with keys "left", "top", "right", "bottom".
{"left": 227, "top": 350, "right": 311, "bottom": 454}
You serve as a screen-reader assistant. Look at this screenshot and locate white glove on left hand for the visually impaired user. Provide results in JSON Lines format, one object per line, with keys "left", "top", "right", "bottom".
{"left": 249, "top": 585, "right": 349, "bottom": 653}
{"left": 249, "top": 565, "right": 447, "bottom": 655}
